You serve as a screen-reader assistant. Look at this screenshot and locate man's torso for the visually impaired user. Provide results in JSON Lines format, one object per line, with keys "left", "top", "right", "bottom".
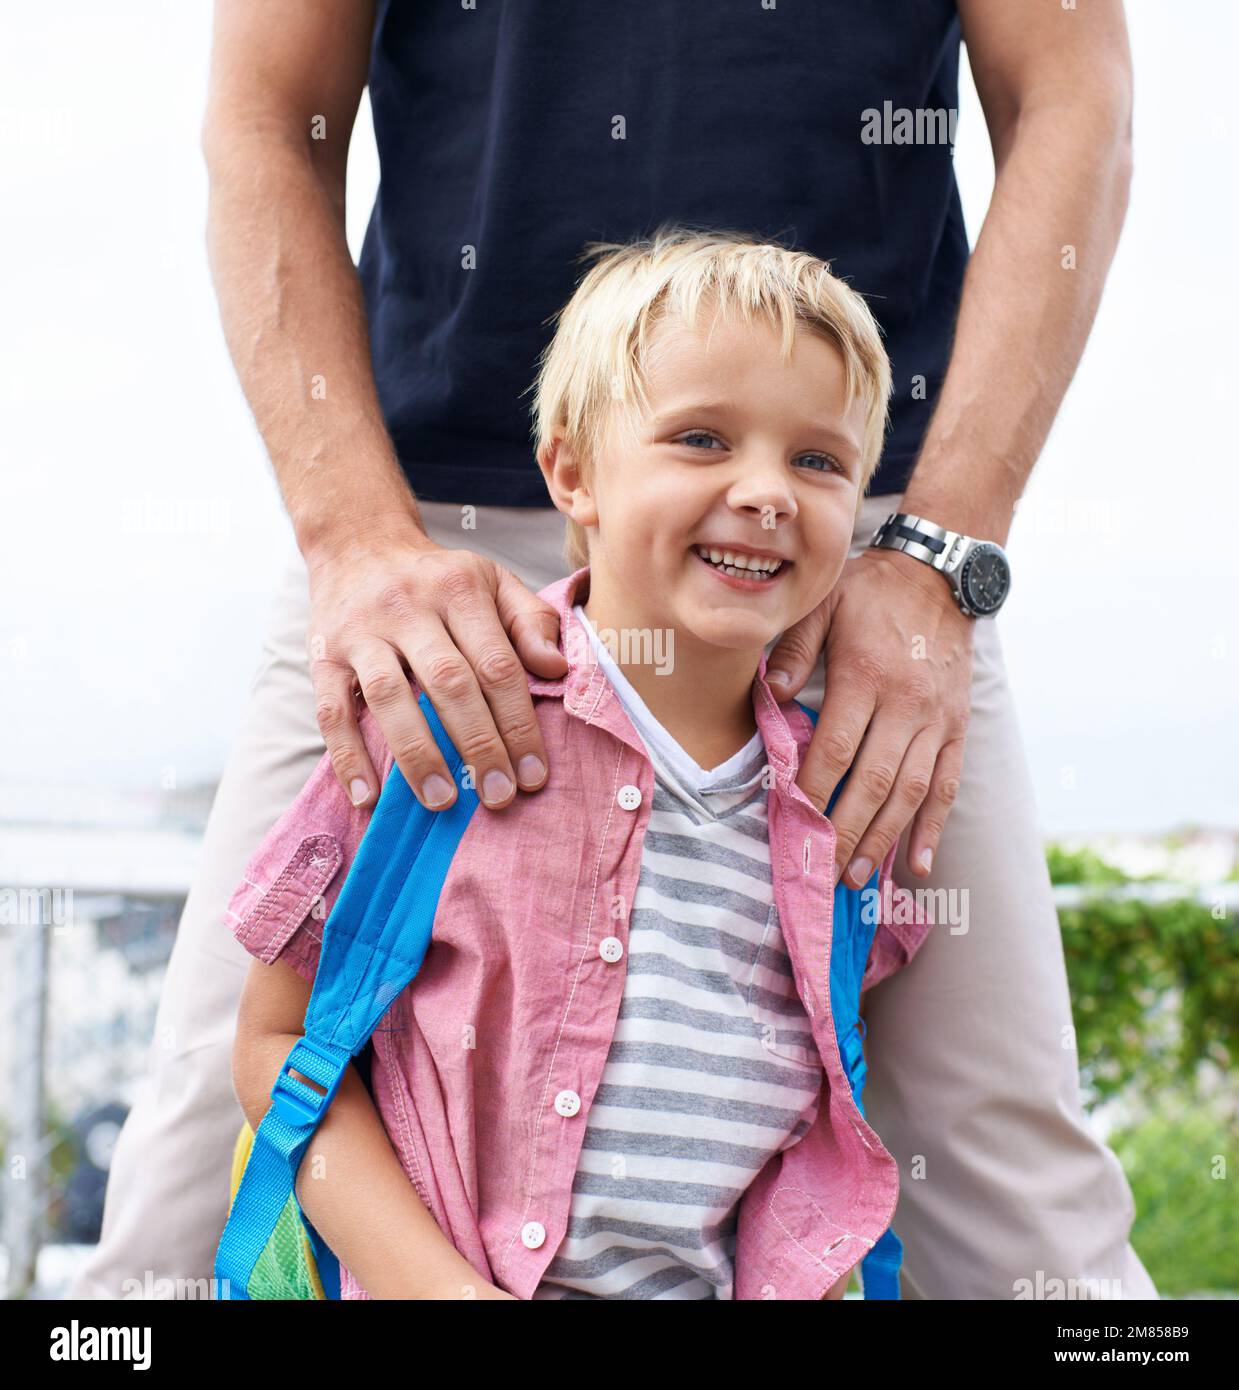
{"left": 359, "top": 0, "right": 967, "bottom": 506}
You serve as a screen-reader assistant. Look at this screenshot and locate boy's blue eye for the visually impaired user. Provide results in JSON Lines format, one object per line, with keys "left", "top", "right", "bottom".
{"left": 676, "top": 432, "right": 841, "bottom": 474}
{"left": 795, "top": 453, "right": 842, "bottom": 474}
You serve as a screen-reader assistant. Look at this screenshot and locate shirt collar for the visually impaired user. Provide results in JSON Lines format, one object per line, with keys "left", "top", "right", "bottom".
{"left": 527, "top": 566, "right": 811, "bottom": 794}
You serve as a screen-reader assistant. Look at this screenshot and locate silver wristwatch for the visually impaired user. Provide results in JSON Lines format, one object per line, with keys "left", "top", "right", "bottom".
{"left": 868, "top": 512, "right": 1011, "bottom": 618}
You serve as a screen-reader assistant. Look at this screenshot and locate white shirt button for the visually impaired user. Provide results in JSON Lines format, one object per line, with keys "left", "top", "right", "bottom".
{"left": 521, "top": 1221, "right": 546, "bottom": 1249}
{"left": 599, "top": 936, "right": 624, "bottom": 963}
{"left": 617, "top": 784, "right": 642, "bottom": 810}
{"left": 554, "top": 1089, "right": 582, "bottom": 1117}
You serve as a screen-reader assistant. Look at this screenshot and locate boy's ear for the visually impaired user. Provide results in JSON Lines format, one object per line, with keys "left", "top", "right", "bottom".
{"left": 537, "top": 433, "right": 598, "bottom": 529}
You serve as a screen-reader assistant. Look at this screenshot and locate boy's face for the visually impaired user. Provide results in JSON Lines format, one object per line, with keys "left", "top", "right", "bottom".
{"left": 573, "top": 309, "right": 867, "bottom": 653}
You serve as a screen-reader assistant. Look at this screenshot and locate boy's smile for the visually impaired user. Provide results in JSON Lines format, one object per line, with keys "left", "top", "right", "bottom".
{"left": 690, "top": 543, "right": 788, "bottom": 588}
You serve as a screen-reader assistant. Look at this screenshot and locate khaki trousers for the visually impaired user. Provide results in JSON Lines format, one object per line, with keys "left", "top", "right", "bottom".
{"left": 72, "top": 494, "right": 1157, "bottom": 1299}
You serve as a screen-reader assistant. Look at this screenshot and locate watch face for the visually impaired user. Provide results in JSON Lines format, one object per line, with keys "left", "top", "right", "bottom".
{"left": 960, "top": 545, "right": 1010, "bottom": 614}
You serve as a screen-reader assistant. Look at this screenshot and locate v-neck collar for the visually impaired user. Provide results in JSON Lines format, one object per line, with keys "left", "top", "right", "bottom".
{"left": 569, "top": 602, "right": 766, "bottom": 799}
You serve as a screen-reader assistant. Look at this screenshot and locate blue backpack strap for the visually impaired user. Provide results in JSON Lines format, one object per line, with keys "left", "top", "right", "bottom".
{"left": 795, "top": 701, "right": 904, "bottom": 1301}
{"left": 216, "top": 692, "right": 479, "bottom": 1299}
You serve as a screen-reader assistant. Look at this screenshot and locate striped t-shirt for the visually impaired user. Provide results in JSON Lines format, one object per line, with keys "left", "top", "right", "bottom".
{"left": 531, "top": 610, "right": 824, "bottom": 1300}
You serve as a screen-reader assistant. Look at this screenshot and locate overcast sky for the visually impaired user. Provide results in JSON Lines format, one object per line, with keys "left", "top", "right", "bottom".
{"left": 3, "top": 3, "right": 1236, "bottom": 836}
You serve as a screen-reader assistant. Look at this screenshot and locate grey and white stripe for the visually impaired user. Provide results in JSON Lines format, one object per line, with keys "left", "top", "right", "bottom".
{"left": 532, "top": 735, "right": 823, "bottom": 1301}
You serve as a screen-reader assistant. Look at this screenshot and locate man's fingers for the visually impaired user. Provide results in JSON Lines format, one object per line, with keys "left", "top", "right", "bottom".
{"left": 397, "top": 616, "right": 527, "bottom": 810}
{"left": 494, "top": 568, "right": 568, "bottom": 678}
{"left": 796, "top": 679, "right": 876, "bottom": 816}
{"left": 764, "top": 606, "right": 829, "bottom": 700}
{"left": 819, "top": 715, "right": 905, "bottom": 888}
{"left": 352, "top": 639, "right": 462, "bottom": 812}
{"left": 306, "top": 545, "right": 566, "bottom": 813}
{"left": 832, "top": 726, "right": 942, "bottom": 889}
{"left": 311, "top": 658, "right": 383, "bottom": 809}
{"left": 905, "top": 735, "right": 966, "bottom": 877}
{"left": 440, "top": 598, "right": 552, "bottom": 794}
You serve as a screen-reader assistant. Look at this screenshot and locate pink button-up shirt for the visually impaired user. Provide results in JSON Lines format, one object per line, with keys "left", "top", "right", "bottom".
{"left": 225, "top": 566, "right": 932, "bottom": 1300}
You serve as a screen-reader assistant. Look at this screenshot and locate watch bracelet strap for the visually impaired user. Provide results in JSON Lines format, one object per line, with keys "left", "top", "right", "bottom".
{"left": 869, "top": 513, "right": 969, "bottom": 574}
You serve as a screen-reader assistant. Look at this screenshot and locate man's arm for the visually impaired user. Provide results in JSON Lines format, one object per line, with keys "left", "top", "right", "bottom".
{"left": 201, "top": 1, "right": 408, "bottom": 563}
{"left": 233, "top": 957, "right": 514, "bottom": 1299}
{"left": 769, "top": 0, "right": 1133, "bottom": 887}
{"left": 201, "top": 0, "right": 567, "bottom": 817}
{"left": 901, "top": 0, "right": 1135, "bottom": 545}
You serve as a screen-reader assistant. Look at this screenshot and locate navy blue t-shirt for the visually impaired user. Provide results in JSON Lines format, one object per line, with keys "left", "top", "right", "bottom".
{"left": 359, "top": 0, "right": 968, "bottom": 507}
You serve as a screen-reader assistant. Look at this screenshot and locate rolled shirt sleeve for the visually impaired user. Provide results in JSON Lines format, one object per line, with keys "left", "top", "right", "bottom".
{"left": 222, "top": 706, "right": 395, "bottom": 984}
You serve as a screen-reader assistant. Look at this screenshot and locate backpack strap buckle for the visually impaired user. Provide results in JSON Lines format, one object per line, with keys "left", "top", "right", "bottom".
{"left": 270, "top": 1036, "right": 352, "bottom": 1127}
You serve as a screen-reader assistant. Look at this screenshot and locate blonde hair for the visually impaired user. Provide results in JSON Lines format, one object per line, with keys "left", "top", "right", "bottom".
{"left": 526, "top": 224, "right": 892, "bottom": 571}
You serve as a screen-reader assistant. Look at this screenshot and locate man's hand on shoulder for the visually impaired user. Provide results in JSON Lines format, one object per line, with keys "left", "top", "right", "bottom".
{"left": 305, "top": 514, "right": 568, "bottom": 814}
{"left": 766, "top": 546, "right": 973, "bottom": 890}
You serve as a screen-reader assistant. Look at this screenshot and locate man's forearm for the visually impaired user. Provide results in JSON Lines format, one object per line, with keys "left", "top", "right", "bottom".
{"left": 203, "top": 130, "right": 422, "bottom": 562}
{"left": 901, "top": 95, "right": 1133, "bottom": 546}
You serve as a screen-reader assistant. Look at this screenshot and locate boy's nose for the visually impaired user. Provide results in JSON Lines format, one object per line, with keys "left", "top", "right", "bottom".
{"left": 726, "top": 464, "right": 798, "bottom": 523}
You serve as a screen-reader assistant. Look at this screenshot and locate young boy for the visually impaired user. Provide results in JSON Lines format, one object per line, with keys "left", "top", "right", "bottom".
{"left": 225, "top": 226, "right": 929, "bottom": 1299}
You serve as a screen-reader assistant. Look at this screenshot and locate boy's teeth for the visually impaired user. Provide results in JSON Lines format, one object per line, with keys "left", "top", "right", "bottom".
{"left": 696, "top": 545, "right": 782, "bottom": 575}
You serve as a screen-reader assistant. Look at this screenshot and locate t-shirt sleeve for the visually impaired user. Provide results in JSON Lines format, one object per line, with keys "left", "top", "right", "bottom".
{"left": 222, "top": 706, "right": 396, "bottom": 985}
